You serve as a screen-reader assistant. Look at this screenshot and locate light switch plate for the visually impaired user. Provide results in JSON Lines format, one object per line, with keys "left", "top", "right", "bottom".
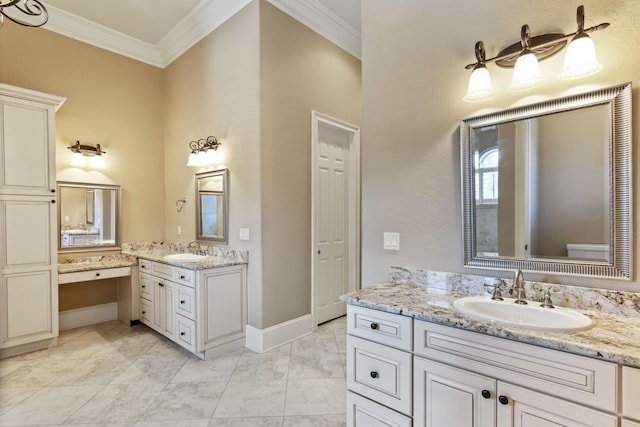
{"left": 239, "top": 228, "right": 250, "bottom": 241}
{"left": 383, "top": 232, "right": 400, "bottom": 250}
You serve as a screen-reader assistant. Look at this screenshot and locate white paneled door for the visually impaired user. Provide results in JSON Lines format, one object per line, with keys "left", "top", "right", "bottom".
{"left": 312, "top": 112, "right": 360, "bottom": 325}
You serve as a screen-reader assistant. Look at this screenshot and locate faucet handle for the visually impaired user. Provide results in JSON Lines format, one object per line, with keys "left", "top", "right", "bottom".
{"left": 483, "top": 280, "right": 505, "bottom": 301}
{"left": 540, "top": 290, "right": 555, "bottom": 308}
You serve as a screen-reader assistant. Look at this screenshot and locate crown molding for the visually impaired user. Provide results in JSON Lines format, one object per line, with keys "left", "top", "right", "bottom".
{"left": 45, "top": 5, "right": 164, "bottom": 67}
{"left": 266, "top": 0, "right": 361, "bottom": 59}
{"left": 42, "top": 0, "right": 360, "bottom": 68}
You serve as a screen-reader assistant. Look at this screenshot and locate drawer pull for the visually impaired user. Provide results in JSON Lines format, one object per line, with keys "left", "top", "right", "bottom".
{"left": 141, "top": 265, "right": 147, "bottom": 269}
{"left": 159, "top": 283, "right": 164, "bottom": 287}
{"left": 95, "top": 273, "right": 100, "bottom": 277}
{"left": 142, "top": 311, "right": 146, "bottom": 314}
{"left": 141, "top": 285, "right": 146, "bottom": 288}
{"left": 481, "top": 390, "right": 491, "bottom": 399}
{"left": 370, "top": 322, "right": 379, "bottom": 330}
{"left": 498, "top": 395, "right": 509, "bottom": 405}
{"left": 370, "top": 371, "right": 379, "bottom": 379}
{"left": 180, "top": 332, "right": 186, "bottom": 336}
{"left": 180, "top": 275, "right": 186, "bottom": 280}
{"left": 180, "top": 300, "right": 186, "bottom": 304}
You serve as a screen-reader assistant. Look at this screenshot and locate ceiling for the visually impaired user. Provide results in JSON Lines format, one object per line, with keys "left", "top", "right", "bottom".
{"left": 41, "top": 0, "right": 361, "bottom": 68}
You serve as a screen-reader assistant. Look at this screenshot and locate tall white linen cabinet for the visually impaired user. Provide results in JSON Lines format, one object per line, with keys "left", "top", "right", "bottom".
{"left": 0, "top": 83, "right": 66, "bottom": 358}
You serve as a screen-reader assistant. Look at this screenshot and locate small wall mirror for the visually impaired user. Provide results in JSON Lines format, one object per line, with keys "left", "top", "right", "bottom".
{"left": 58, "top": 182, "right": 121, "bottom": 251}
{"left": 196, "top": 168, "right": 229, "bottom": 244}
{"left": 460, "top": 83, "right": 632, "bottom": 279}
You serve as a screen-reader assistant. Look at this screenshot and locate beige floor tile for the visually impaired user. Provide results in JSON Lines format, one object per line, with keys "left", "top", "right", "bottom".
{"left": 284, "top": 379, "right": 346, "bottom": 416}
{"left": 171, "top": 355, "right": 239, "bottom": 383}
{"left": 288, "top": 353, "right": 345, "bottom": 379}
{"left": 213, "top": 381, "right": 286, "bottom": 418}
{"left": 140, "top": 382, "right": 227, "bottom": 421}
{"left": 229, "top": 354, "right": 289, "bottom": 381}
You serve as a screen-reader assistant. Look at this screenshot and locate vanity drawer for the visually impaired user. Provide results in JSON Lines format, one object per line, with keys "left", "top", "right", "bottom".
{"left": 347, "top": 305, "right": 412, "bottom": 351}
{"left": 139, "top": 273, "right": 152, "bottom": 300}
{"left": 347, "top": 391, "right": 411, "bottom": 427}
{"left": 139, "top": 298, "right": 153, "bottom": 325}
{"left": 151, "top": 262, "right": 174, "bottom": 281}
{"left": 176, "top": 316, "right": 196, "bottom": 352}
{"left": 139, "top": 259, "right": 151, "bottom": 273}
{"left": 176, "top": 284, "right": 196, "bottom": 320}
{"left": 414, "top": 320, "right": 618, "bottom": 412}
{"left": 347, "top": 335, "right": 412, "bottom": 416}
{"left": 174, "top": 267, "right": 195, "bottom": 288}
{"left": 623, "top": 366, "right": 640, "bottom": 420}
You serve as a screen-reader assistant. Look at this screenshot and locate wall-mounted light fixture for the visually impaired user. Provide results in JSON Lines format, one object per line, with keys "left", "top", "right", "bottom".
{"left": 0, "top": 0, "right": 48, "bottom": 28}
{"left": 68, "top": 140, "right": 106, "bottom": 168}
{"left": 187, "top": 136, "right": 221, "bottom": 167}
{"left": 463, "top": 5, "right": 609, "bottom": 102}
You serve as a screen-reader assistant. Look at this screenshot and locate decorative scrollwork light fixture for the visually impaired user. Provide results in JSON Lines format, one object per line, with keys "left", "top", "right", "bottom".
{"left": 68, "top": 141, "right": 106, "bottom": 168}
{"left": 463, "top": 5, "right": 609, "bottom": 102}
{"left": 187, "top": 136, "right": 222, "bottom": 167}
{"left": 0, "top": 0, "right": 48, "bottom": 28}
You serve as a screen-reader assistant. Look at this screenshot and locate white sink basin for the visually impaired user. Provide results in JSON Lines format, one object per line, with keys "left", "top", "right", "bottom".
{"left": 163, "top": 253, "right": 208, "bottom": 262}
{"left": 453, "top": 296, "right": 593, "bottom": 332}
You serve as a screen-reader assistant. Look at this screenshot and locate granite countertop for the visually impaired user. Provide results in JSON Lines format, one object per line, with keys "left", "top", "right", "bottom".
{"left": 341, "top": 282, "right": 640, "bottom": 368}
{"left": 121, "top": 241, "right": 249, "bottom": 270}
{"left": 58, "top": 254, "right": 138, "bottom": 274}
{"left": 128, "top": 250, "right": 247, "bottom": 270}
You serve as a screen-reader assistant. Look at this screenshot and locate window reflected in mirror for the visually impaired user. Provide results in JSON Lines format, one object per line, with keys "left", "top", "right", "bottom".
{"left": 58, "top": 182, "right": 120, "bottom": 251}
{"left": 196, "top": 169, "right": 228, "bottom": 244}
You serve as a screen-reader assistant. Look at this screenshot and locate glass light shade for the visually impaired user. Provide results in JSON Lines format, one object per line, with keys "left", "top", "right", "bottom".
{"left": 463, "top": 65, "right": 494, "bottom": 102}
{"left": 70, "top": 152, "right": 85, "bottom": 166}
{"left": 558, "top": 34, "right": 602, "bottom": 80}
{"left": 197, "top": 151, "right": 207, "bottom": 165}
{"left": 91, "top": 155, "right": 105, "bottom": 168}
{"left": 187, "top": 152, "right": 199, "bottom": 166}
{"left": 206, "top": 148, "right": 217, "bottom": 164}
{"left": 510, "top": 51, "right": 544, "bottom": 91}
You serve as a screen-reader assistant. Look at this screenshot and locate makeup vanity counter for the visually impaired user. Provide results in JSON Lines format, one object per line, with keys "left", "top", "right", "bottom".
{"left": 341, "top": 269, "right": 640, "bottom": 427}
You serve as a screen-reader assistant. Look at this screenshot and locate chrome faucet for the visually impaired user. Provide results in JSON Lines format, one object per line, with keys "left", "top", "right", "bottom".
{"left": 188, "top": 240, "right": 201, "bottom": 255}
{"left": 512, "top": 270, "right": 527, "bottom": 305}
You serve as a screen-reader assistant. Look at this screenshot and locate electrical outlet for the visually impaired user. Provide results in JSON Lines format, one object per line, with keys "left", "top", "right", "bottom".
{"left": 383, "top": 232, "right": 400, "bottom": 250}
{"left": 177, "top": 225, "right": 182, "bottom": 235}
{"left": 239, "top": 228, "right": 250, "bottom": 241}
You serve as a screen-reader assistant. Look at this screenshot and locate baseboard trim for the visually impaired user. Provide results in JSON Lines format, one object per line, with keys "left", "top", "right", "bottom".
{"left": 245, "top": 314, "right": 314, "bottom": 353}
{"left": 59, "top": 302, "right": 118, "bottom": 331}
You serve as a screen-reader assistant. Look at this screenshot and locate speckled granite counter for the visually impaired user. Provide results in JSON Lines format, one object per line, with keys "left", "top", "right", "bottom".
{"left": 121, "top": 242, "right": 248, "bottom": 270}
{"left": 341, "top": 268, "right": 640, "bottom": 368}
{"left": 58, "top": 254, "right": 138, "bottom": 273}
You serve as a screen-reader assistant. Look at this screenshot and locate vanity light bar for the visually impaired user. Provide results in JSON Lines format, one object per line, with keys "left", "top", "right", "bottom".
{"left": 463, "top": 5, "right": 609, "bottom": 102}
{"left": 187, "top": 136, "right": 221, "bottom": 167}
{"left": 68, "top": 140, "right": 106, "bottom": 168}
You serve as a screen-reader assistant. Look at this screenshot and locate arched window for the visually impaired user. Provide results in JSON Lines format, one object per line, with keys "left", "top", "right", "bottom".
{"left": 475, "top": 148, "right": 499, "bottom": 204}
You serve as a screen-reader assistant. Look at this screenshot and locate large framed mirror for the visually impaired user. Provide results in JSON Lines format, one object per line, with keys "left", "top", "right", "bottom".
{"left": 461, "top": 83, "right": 631, "bottom": 279}
{"left": 196, "top": 168, "right": 229, "bottom": 244}
{"left": 58, "top": 182, "right": 121, "bottom": 251}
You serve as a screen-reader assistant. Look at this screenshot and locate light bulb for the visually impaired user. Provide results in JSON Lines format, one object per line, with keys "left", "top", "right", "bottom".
{"left": 510, "top": 51, "right": 544, "bottom": 91}
{"left": 197, "top": 151, "right": 207, "bottom": 165}
{"left": 187, "top": 152, "right": 199, "bottom": 166}
{"left": 463, "top": 64, "right": 494, "bottom": 102}
{"left": 206, "top": 148, "right": 217, "bottom": 164}
{"left": 70, "top": 152, "right": 85, "bottom": 166}
{"left": 91, "top": 155, "right": 105, "bottom": 168}
{"left": 558, "top": 33, "right": 602, "bottom": 80}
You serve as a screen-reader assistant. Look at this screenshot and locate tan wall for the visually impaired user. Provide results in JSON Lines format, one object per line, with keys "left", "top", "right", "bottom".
{"left": 59, "top": 280, "right": 117, "bottom": 311}
{"left": 361, "top": 0, "right": 640, "bottom": 292}
{"left": 0, "top": 23, "right": 165, "bottom": 309}
{"left": 163, "top": 1, "right": 264, "bottom": 326}
{"left": 259, "top": 1, "right": 362, "bottom": 327}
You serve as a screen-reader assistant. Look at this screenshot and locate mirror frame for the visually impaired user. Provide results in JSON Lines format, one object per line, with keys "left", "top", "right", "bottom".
{"left": 196, "top": 168, "right": 229, "bottom": 244}
{"left": 57, "top": 181, "right": 121, "bottom": 252}
{"left": 460, "top": 83, "right": 632, "bottom": 280}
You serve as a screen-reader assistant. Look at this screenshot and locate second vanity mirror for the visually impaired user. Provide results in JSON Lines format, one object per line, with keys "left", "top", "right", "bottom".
{"left": 196, "top": 168, "right": 229, "bottom": 244}
{"left": 58, "top": 182, "right": 121, "bottom": 251}
{"left": 461, "top": 83, "right": 632, "bottom": 279}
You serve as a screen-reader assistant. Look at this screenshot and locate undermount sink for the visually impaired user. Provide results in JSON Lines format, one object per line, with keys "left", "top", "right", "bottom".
{"left": 163, "top": 253, "right": 208, "bottom": 262}
{"left": 453, "top": 296, "right": 593, "bottom": 332}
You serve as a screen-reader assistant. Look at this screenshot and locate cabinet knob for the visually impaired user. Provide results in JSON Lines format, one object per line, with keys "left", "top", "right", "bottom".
{"left": 159, "top": 283, "right": 164, "bottom": 287}
{"left": 370, "top": 323, "right": 379, "bottom": 330}
{"left": 180, "top": 332, "right": 186, "bottom": 336}
{"left": 95, "top": 273, "right": 100, "bottom": 277}
{"left": 142, "top": 311, "right": 146, "bottom": 314}
{"left": 370, "top": 371, "right": 378, "bottom": 379}
{"left": 51, "top": 200, "right": 56, "bottom": 204}
{"left": 498, "top": 395, "right": 509, "bottom": 405}
{"left": 481, "top": 390, "right": 491, "bottom": 399}
{"left": 180, "top": 300, "right": 185, "bottom": 304}
{"left": 51, "top": 189, "right": 55, "bottom": 193}
{"left": 180, "top": 275, "right": 185, "bottom": 280}
{"left": 141, "top": 285, "right": 146, "bottom": 288}
{"left": 141, "top": 265, "right": 146, "bottom": 269}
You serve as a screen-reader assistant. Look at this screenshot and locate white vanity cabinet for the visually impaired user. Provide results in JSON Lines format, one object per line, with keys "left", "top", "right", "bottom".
{"left": 138, "top": 259, "right": 247, "bottom": 358}
{"left": 0, "top": 84, "right": 65, "bottom": 358}
{"left": 347, "top": 305, "right": 627, "bottom": 427}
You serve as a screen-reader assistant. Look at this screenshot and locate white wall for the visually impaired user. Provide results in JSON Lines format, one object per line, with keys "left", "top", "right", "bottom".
{"left": 361, "top": 0, "right": 640, "bottom": 292}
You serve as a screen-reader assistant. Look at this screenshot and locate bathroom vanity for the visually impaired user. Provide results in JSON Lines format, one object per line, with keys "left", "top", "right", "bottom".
{"left": 131, "top": 245, "right": 248, "bottom": 359}
{"left": 342, "top": 271, "right": 640, "bottom": 427}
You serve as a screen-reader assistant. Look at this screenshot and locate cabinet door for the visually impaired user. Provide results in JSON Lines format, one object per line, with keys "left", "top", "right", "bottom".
{"left": 152, "top": 279, "right": 175, "bottom": 339}
{"left": 197, "top": 265, "right": 246, "bottom": 351}
{"left": 1, "top": 270, "right": 57, "bottom": 347}
{"left": 414, "top": 357, "right": 496, "bottom": 427}
{"left": 0, "top": 97, "right": 57, "bottom": 195}
{"left": 496, "top": 382, "right": 618, "bottom": 427}
{"left": 347, "top": 391, "right": 412, "bottom": 427}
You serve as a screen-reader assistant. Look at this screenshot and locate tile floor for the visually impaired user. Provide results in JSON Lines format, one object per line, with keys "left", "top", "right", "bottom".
{"left": 0, "top": 317, "right": 348, "bottom": 426}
